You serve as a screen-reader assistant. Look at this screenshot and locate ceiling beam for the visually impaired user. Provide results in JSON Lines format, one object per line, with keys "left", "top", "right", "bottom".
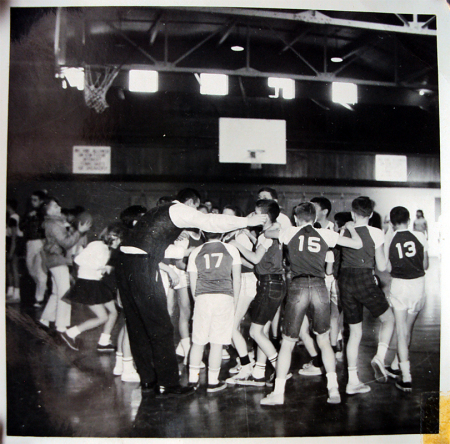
{"left": 175, "top": 8, "right": 436, "bottom": 36}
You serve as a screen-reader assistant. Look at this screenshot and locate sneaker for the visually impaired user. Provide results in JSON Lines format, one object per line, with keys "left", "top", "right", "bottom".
{"left": 60, "top": 331, "right": 79, "bottom": 351}
{"left": 97, "top": 343, "right": 116, "bottom": 353}
{"left": 327, "top": 387, "right": 341, "bottom": 404}
{"left": 222, "top": 348, "right": 230, "bottom": 360}
{"left": 346, "top": 382, "right": 371, "bottom": 395}
{"left": 371, "top": 356, "right": 388, "bottom": 383}
{"left": 266, "top": 371, "right": 292, "bottom": 387}
{"left": 188, "top": 381, "right": 200, "bottom": 391}
{"left": 226, "top": 368, "right": 253, "bottom": 385}
{"left": 386, "top": 366, "right": 401, "bottom": 379}
{"left": 395, "top": 379, "right": 412, "bottom": 392}
{"left": 237, "top": 374, "right": 266, "bottom": 387}
{"left": 121, "top": 370, "right": 141, "bottom": 382}
{"left": 299, "top": 362, "right": 322, "bottom": 376}
{"left": 113, "top": 361, "right": 123, "bottom": 376}
{"left": 229, "top": 358, "right": 241, "bottom": 374}
{"left": 207, "top": 381, "right": 227, "bottom": 393}
{"left": 260, "top": 392, "right": 284, "bottom": 406}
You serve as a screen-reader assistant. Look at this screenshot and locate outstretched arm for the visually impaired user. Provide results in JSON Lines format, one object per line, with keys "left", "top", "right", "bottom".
{"left": 336, "top": 222, "right": 362, "bottom": 249}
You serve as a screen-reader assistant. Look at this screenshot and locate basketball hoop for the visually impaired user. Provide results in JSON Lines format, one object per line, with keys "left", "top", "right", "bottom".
{"left": 84, "top": 66, "right": 120, "bottom": 113}
{"left": 248, "top": 149, "right": 265, "bottom": 170}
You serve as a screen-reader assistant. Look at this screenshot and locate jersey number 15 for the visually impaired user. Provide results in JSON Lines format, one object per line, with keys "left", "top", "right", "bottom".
{"left": 298, "top": 235, "right": 321, "bottom": 253}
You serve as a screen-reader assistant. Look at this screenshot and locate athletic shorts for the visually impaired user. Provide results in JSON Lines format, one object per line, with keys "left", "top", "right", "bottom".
{"left": 249, "top": 276, "right": 285, "bottom": 325}
{"left": 192, "top": 293, "right": 234, "bottom": 346}
{"left": 283, "top": 277, "right": 330, "bottom": 339}
{"left": 339, "top": 268, "right": 390, "bottom": 324}
{"left": 389, "top": 276, "right": 425, "bottom": 314}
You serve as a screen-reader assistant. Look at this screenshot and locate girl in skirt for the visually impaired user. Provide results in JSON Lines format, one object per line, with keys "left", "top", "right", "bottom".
{"left": 60, "top": 223, "right": 123, "bottom": 352}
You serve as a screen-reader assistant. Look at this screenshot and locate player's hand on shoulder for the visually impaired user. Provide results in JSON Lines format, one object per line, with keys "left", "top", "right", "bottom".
{"left": 247, "top": 213, "right": 268, "bottom": 227}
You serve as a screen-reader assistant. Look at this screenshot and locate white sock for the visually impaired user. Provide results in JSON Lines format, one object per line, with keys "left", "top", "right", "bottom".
{"left": 98, "top": 333, "right": 111, "bottom": 346}
{"left": 391, "top": 354, "right": 399, "bottom": 370}
{"left": 274, "top": 378, "right": 286, "bottom": 395}
{"left": 375, "top": 342, "right": 389, "bottom": 363}
{"left": 7, "top": 286, "right": 14, "bottom": 297}
{"left": 399, "top": 360, "right": 412, "bottom": 382}
{"left": 66, "top": 326, "right": 81, "bottom": 339}
{"left": 189, "top": 365, "right": 202, "bottom": 383}
{"left": 115, "top": 353, "right": 123, "bottom": 365}
{"left": 240, "top": 363, "right": 253, "bottom": 374}
{"left": 252, "top": 363, "right": 266, "bottom": 379}
{"left": 123, "top": 357, "right": 135, "bottom": 373}
{"left": 14, "top": 288, "right": 21, "bottom": 298}
{"left": 268, "top": 353, "right": 278, "bottom": 369}
{"left": 326, "top": 372, "right": 338, "bottom": 389}
{"left": 208, "top": 367, "right": 221, "bottom": 385}
{"left": 348, "top": 366, "right": 360, "bottom": 385}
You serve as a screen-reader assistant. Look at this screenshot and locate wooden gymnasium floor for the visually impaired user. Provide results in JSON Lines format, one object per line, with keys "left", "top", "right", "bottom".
{"left": 5, "top": 258, "right": 440, "bottom": 439}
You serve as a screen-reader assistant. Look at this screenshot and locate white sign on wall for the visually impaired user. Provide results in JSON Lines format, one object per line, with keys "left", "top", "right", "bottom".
{"left": 73, "top": 146, "right": 111, "bottom": 174}
{"left": 375, "top": 154, "right": 407, "bottom": 182}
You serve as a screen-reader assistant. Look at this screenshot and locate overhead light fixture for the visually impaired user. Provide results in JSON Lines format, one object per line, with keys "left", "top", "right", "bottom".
{"left": 129, "top": 70, "right": 158, "bottom": 93}
{"left": 331, "top": 57, "right": 343, "bottom": 63}
{"left": 198, "top": 73, "right": 228, "bottom": 96}
{"left": 418, "top": 88, "right": 433, "bottom": 96}
{"left": 231, "top": 45, "right": 244, "bottom": 52}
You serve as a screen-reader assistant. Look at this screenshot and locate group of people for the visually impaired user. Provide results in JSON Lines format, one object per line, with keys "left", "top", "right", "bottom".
{"left": 6, "top": 187, "right": 429, "bottom": 404}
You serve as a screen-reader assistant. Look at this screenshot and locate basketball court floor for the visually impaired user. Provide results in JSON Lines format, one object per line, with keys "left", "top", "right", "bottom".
{"left": 5, "top": 258, "right": 440, "bottom": 439}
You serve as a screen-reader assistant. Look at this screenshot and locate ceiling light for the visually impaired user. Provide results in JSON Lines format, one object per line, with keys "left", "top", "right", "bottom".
{"left": 418, "top": 88, "right": 433, "bottom": 96}
{"left": 331, "top": 57, "right": 343, "bottom": 63}
{"left": 61, "top": 67, "right": 85, "bottom": 90}
{"left": 231, "top": 45, "right": 244, "bottom": 52}
{"left": 129, "top": 70, "right": 158, "bottom": 93}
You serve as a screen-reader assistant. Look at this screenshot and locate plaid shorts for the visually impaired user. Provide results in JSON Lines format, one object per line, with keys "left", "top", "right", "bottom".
{"left": 250, "top": 275, "right": 286, "bottom": 325}
{"left": 339, "top": 268, "right": 389, "bottom": 324}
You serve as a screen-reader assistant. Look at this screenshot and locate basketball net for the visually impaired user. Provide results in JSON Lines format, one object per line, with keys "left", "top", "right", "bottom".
{"left": 84, "top": 66, "right": 120, "bottom": 113}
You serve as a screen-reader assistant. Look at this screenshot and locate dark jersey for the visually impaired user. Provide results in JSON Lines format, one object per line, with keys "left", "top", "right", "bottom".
{"left": 187, "top": 240, "right": 241, "bottom": 297}
{"left": 341, "top": 225, "right": 384, "bottom": 269}
{"left": 255, "top": 235, "right": 284, "bottom": 276}
{"left": 280, "top": 224, "right": 339, "bottom": 278}
{"left": 388, "top": 230, "right": 426, "bottom": 279}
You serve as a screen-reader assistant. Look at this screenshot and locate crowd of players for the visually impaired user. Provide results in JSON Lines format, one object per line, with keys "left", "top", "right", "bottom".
{"left": 6, "top": 187, "right": 429, "bottom": 404}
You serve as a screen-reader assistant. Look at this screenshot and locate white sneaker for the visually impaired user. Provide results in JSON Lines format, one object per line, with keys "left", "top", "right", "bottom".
{"left": 371, "top": 356, "right": 388, "bottom": 383}
{"left": 346, "top": 382, "right": 371, "bottom": 395}
{"left": 226, "top": 367, "right": 253, "bottom": 385}
{"left": 260, "top": 392, "right": 284, "bottom": 406}
{"left": 113, "top": 359, "right": 123, "bottom": 376}
{"left": 229, "top": 357, "right": 241, "bottom": 374}
{"left": 298, "top": 362, "right": 322, "bottom": 376}
{"left": 121, "top": 370, "right": 141, "bottom": 383}
{"left": 327, "top": 386, "right": 341, "bottom": 404}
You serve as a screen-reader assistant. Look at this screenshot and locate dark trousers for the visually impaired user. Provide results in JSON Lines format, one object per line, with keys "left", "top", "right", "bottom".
{"left": 117, "top": 253, "right": 179, "bottom": 388}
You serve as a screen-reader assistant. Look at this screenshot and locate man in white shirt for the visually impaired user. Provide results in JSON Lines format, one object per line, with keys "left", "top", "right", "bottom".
{"left": 118, "top": 188, "right": 267, "bottom": 398}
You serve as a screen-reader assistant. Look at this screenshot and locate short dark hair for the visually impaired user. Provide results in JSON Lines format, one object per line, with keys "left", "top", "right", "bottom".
{"left": 204, "top": 231, "right": 222, "bottom": 241}
{"left": 294, "top": 202, "right": 316, "bottom": 223}
{"left": 222, "top": 204, "right": 243, "bottom": 217}
{"left": 258, "top": 187, "right": 278, "bottom": 200}
{"left": 310, "top": 197, "right": 332, "bottom": 217}
{"left": 7, "top": 198, "right": 18, "bottom": 211}
{"left": 334, "top": 211, "right": 353, "bottom": 229}
{"left": 176, "top": 188, "right": 201, "bottom": 204}
{"left": 352, "top": 196, "right": 374, "bottom": 217}
{"left": 390, "top": 206, "right": 410, "bottom": 226}
{"left": 32, "top": 190, "right": 47, "bottom": 201}
{"left": 256, "top": 199, "right": 280, "bottom": 223}
{"left": 157, "top": 196, "right": 173, "bottom": 206}
{"left": 120, "top": 205, "right": 147, "bottom": 229}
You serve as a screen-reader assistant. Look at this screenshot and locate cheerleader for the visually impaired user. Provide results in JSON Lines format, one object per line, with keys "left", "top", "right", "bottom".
{"left": 60, "top": 223, "right": 123, "bottom": 352}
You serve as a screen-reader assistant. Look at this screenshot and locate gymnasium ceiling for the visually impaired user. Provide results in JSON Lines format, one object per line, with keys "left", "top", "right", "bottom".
{"left": 8, "top": 7, "right": 440, "bottom": 156}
